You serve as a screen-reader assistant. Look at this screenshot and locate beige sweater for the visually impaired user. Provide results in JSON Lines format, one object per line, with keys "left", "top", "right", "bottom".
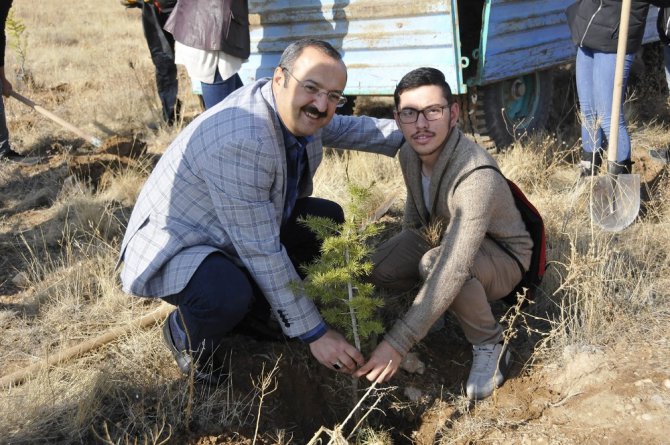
{"left": 385, "top": 128, "right": 533, "bottom": 356}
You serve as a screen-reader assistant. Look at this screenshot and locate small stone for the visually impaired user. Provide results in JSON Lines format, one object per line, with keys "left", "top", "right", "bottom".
{"left": 663, "top": 379, "right": 670, "bottom": 390}
{"left": 632, "top": 397, "right": 642, "bottom": 405}
{"left": 404, "top": 386, "right": 423, "bottom": 402}
{"left": 11, "top": 272, "right": 30, "bottom": 288}
{"left": 640, "top": 413, "right": 653, "bottom": 422}
{"left": 649, "top": 395, "right": 665, "bottom": 407}
{"left": 400, "top": 352, "right": 426, "bottom": 374}
{"left": 634, "top": 378, "right": 653, "bottom": 387}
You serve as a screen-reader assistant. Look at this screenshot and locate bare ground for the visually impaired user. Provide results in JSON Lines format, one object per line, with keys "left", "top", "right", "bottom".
{"left": 2, "top": 137, "right": 670, "bottom": 444}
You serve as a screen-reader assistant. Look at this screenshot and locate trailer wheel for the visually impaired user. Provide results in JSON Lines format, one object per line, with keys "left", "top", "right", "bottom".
{"left": 471, "top": 70, "right": 553, "bottom": 150}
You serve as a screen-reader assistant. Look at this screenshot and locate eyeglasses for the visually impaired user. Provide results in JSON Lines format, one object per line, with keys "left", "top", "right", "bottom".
{"left": 396, "top": 104, "right": 451, "bottom": 124}
{"left": 283, "top": 68, "right": 348, "bottom": 108}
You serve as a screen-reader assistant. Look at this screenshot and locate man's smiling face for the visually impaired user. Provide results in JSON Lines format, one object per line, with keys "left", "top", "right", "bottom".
{"left": 272, "top": 46, "right": 347, "bottom": 137}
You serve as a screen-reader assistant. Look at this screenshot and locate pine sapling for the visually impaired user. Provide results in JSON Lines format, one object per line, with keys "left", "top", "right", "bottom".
{"left": 299, "top": 182, "right": 385, "bottom": 351}
{"left": 6, "top": 11, "right": 30, "bottom": 84}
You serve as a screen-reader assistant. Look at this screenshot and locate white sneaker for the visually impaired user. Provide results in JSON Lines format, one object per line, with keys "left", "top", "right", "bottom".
{"left": 466, "top": 342, "right": 510, "bottom": 400}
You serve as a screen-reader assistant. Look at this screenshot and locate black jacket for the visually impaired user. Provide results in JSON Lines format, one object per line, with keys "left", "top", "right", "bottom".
{"left": 567, "top": 0, "right": 670, "bottom": 53}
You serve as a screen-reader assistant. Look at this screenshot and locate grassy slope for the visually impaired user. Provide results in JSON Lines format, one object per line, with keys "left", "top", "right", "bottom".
{"left": 1, "top": 1, "right": 670, "bottom": 444}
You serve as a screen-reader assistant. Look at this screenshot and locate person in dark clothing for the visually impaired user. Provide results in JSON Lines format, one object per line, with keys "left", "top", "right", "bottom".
{"left": 165, "top": 0, "right": 249, "bottom": 110}
{"left": 566, "top": 0, "right": 670, "bottom": 177}
{"left": 0, "top": 0, "right": 24, "bottom": 161}
{"left": 649, "top": 6, "right": 670, "bottom": 163}
{"left": 123, "top": 0, "right": 181, "bottom": 126}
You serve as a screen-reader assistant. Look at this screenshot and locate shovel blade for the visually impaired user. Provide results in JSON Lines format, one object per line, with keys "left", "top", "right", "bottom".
{"left": 590, "top": 173, "right": 640, "bottom": 231}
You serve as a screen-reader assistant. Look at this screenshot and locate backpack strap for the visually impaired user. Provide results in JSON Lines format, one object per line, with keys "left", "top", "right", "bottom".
{"left": 452, "top": 165, "right": 527, "bottom": 278}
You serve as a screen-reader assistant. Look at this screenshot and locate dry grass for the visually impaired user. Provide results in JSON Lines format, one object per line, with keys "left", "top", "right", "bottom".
{"left": 2, "top": 1, "right": 670, "bottom": 444}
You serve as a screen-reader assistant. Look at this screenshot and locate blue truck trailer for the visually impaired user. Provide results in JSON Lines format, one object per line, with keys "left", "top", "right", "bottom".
{"left": 239, "top": 0, "right": 661, "bottom": 148}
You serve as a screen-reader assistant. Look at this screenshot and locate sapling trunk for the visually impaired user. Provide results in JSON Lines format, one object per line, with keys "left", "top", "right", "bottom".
{"left": 345, "top": 245, "right": 361, "bottom": 351}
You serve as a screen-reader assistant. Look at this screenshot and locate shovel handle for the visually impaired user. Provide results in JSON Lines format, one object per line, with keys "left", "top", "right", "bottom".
{"left": 607, "top": 0, "right": 632, "bottom": 164}
{"left": 9, "top": 91, "right": 102, "bottom": 148}
{"left": 0, "top": 303, "right": 173, "bottom": 388}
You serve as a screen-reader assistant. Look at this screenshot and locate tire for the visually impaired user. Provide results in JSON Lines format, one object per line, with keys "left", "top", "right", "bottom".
{"left": 469, "top": 70, "right": 554, "bottom": 150}
{"left": 336, "top": 95, "right": 357, "bottom": 116}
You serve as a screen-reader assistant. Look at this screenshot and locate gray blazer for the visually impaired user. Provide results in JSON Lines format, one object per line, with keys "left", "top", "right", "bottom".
{"left": 118, "top": 78, "right": 402, "bottom": 338}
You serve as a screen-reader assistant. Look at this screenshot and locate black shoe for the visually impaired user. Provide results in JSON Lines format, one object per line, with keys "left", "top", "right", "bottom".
{"left": 578, "top": 150, "right": 603, "bottom": 179}
{"left": 607, "top": 159, "right": 633, "bottom": 176}
{"left": 649, "top": 148, "right": 670, "bottom": 165}
{"left": 162, "top": 315, "right": 229, "bottom": 385}
{"left": 0, "top": 148, "right": 25, "bottom": 161}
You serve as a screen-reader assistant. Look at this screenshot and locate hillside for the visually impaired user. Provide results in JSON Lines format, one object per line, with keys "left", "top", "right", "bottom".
{"left": 1, "top": 2, "right": 670, "bottom": 444}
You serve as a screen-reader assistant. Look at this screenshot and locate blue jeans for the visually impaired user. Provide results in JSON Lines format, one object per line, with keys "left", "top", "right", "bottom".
{"left": 576, "top": 47, "right": 634, "bottom": 162}
{"left": 200, "top": 69, "right": 243, "bottom": 110}
{"left": 162, "top": 197, "right": 344, "bottom": 358}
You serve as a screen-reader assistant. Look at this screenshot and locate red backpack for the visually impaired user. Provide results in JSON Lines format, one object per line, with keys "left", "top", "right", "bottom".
{"left": 454, "top": 165, "right": 547, "bottom": 306}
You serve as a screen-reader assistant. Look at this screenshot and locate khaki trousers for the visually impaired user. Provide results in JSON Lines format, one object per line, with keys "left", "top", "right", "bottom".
{"left": 371, "top": 229, "right": 522, "bottom": 345}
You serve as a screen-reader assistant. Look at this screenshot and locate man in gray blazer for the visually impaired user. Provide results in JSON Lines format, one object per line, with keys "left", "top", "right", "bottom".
{"left": 118, "top": 39, "right": 403, "bottom": 383}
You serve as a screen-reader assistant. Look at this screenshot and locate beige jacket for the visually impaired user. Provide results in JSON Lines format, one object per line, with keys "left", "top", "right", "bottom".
{"left": 385, "top": 128, "right": 533, "bottom": 355}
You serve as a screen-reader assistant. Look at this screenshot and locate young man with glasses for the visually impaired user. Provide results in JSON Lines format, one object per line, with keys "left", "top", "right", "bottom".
{"left": 354, "top": 67, "right": 533, "bottom": 400}
{"left": 118, "top": 38, "right": 404, "bottom": 384}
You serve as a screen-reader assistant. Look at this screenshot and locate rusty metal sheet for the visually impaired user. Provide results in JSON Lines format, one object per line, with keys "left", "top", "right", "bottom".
{"left": 478, "top": 0, "right": 661, "bottom": 85}
{"left": 239, "top": 0, "right": 462, "bottom": 96}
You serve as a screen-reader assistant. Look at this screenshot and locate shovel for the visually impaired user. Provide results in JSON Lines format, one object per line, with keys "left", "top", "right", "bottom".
{"left": 9, "top": 91, "right": 102, "bottom": 148}
{"left": 590, "top": 0, "right": 640, "bottom": 232}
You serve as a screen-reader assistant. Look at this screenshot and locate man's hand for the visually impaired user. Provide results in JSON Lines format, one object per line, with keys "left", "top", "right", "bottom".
{"left": 308, "top": 329, "right": 364, "bottom": 374}
{"left": 353, "top": 340, "right": 402, "bottom": 383}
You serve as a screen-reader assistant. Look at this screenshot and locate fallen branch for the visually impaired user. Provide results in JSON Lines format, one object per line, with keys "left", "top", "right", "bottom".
{"left": 0, "top": 302, "right": 173, "bottom": 388}
{"left": 306, "top": 361, "right": 394, "bottom": 445}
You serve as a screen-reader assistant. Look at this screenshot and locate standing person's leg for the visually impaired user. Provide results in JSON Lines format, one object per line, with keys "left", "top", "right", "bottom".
{"left": 0, "top": 95, "right": 10, "bottom": 156}
{"left": 575, "top": 47, "right": 603, "bottom": 176}
{"left": 593, "top": 50, "right": 635, "bottom": 169}
{"left": 648, "top": 45, "right": 670, "bottom": 163}
{"left": 161, "top": 252, "right": 256, "bottom": 382}
{"left": 446, "top": 238, "right": 522, "bottom": 400}
{"left": 141, "top": 4, "right": 179, "bottom": 124}
{"left": 200, "top": 70, "right": 244, "bottom": 110}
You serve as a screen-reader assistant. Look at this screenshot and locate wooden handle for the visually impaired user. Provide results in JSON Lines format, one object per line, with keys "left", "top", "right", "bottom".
{"left": 0, "top": 303, "right": 173, "bottom": 388}
{"left": 607, "top": 0, "right": 632, "bottom": 163}
{"left": 9, "top": 91, "right": 102, "bottom": 148}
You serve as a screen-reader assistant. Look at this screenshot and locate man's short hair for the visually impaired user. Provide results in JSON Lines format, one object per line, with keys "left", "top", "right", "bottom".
{"left": 278, "top": 38, "right": 343, "bottom": 71}
{"left": 394, "top": 67, "right": 454, "bottom": 108}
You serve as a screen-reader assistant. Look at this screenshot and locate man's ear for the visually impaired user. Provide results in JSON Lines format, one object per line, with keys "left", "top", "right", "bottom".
{"left": 449, "top": 102, "right": 460, "bottom": 129}
{"left": 393, "top": 110, "right": 402, "bottom": 128}
{"left": 273, "top": 66, "right": 285, "bottom": 86}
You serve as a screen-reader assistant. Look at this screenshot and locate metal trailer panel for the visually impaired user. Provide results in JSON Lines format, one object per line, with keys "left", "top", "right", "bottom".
{"left": 241, "top": 0, "right": 464, "bottom": 96}
{"left": 479, "top": 0, "right": 661, "bottom": 85}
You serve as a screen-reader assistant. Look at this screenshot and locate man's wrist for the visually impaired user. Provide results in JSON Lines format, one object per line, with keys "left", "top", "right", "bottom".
{"left": 299, "top": 321, "right": 328, "bottom": 344}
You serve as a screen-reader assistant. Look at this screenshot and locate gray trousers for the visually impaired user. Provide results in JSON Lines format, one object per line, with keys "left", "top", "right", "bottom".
{"left": 371, "top": 229, "right": 522, "bottom": 345}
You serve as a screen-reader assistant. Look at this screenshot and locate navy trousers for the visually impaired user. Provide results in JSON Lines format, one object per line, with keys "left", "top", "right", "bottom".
{"left": 163, "top": 197, "right": 344, "bottom": 358}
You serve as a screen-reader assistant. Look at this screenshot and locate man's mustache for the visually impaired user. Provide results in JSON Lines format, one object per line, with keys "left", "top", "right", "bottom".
{"left": 302, "top": 105, "right": 328, "bottom": 119}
